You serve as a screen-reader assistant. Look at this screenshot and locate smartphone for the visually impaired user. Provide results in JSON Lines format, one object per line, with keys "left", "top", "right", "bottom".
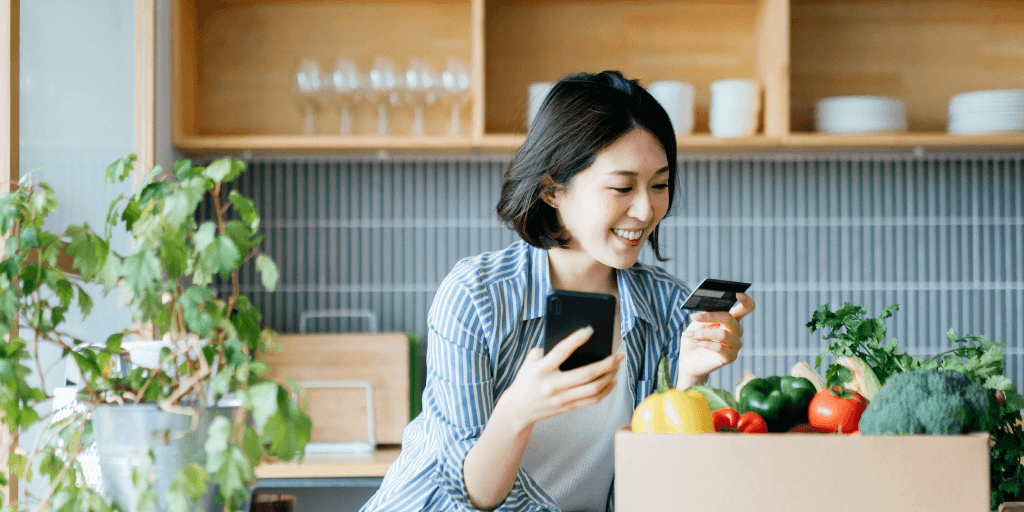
{"left": 544, "top": 290, "right": 617, "bottom": 371}
{"left": 681, "top": 278, "right": 751, "bottom": 312}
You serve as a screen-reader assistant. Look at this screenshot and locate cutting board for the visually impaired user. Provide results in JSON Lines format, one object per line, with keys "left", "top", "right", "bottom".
{"left": 259, "top": 333, "right": 414, "bottom": 445}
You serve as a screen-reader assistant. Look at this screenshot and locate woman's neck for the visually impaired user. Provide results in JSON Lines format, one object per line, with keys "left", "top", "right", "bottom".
{"left": 546, "top": 247, "right": 618, "bottom": 296}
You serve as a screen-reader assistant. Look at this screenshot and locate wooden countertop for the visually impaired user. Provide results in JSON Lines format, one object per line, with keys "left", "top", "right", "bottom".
{"left": 256, "top": 447, "right": 401, "bottom": 479}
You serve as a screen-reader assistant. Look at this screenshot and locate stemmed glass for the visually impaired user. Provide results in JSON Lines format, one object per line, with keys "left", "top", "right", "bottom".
{"left": 440, "top": 58, "right": 471, "bottom": 137}
{"left": 405, "top": 58, "right": 439, "bottom": 137}
{"left": 292, "top": 58, "right": 326, "bottom": 136}
{"left": 367, "top": 57, "right": 401, "bottom": 136}
{"left": 330, "top": 58, "right": 363, "bottom": 136}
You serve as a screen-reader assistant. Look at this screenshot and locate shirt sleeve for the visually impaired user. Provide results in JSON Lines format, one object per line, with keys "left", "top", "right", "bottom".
{"left": 425, "top": 262, "right": 555, "bottom": 511}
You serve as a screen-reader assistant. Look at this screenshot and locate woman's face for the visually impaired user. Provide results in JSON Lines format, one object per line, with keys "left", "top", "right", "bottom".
{"left": 547, "top": 128, "right": 671, "bottom": 270}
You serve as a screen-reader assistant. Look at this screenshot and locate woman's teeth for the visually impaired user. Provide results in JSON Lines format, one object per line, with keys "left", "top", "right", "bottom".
{"left": 614, "top": 229, "right": 642, "bottom": 241}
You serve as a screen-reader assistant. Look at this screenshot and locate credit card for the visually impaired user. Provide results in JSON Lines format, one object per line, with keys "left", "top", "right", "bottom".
{"left": 681, "top": 278, "right": 751, "bottom": 312}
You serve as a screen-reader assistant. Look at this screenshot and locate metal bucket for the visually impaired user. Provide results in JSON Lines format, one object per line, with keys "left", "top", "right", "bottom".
{"left": 92, "top": 404, "right": 236, "bottom": 511}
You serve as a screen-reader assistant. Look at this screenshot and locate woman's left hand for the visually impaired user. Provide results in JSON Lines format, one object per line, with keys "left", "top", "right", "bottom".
{"left": 676, "top": 292, "right": 755, "bottom": 387}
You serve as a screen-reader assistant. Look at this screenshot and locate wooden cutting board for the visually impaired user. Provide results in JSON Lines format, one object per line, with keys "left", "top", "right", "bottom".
{"left": 259, "top": 333, "right": 413, "bottom": 445}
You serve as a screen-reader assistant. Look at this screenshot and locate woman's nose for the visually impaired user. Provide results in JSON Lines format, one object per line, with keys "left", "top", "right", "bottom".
{"left": 630, "top": 191, "right": 654, "bottom": 222}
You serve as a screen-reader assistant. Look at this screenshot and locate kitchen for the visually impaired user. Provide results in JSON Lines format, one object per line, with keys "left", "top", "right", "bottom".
{"left": 4, "top": 0, "right": 1024, "bottom": 511}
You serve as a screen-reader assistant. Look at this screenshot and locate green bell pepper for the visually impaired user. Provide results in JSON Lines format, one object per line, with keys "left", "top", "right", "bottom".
{"left": 738, "top": 376, "right": 816, "bottom": 432}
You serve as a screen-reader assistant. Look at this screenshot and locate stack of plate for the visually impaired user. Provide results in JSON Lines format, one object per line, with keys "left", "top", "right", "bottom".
{"left": 947, "top": 89, "right": 1024, "bottom": 135}
{"left": 815, "top": 96, "right": 907, "bottom": 134}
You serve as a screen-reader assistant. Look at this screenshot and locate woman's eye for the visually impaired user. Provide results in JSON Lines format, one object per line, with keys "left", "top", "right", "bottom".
{"left": 611, "top": 187, "right": 632, "bottom": 193}
{"left": 652, "top": 183, "right": 669, "bottom": 190}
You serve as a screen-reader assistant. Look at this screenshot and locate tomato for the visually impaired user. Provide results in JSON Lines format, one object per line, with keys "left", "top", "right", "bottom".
{"left": 807, "top": 386, "right": 868, "bottom": 434}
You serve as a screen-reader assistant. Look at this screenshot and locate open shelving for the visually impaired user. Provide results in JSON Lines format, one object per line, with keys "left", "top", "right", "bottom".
{"left": 173, "top": 0, "right": 1024, "bottom": 155}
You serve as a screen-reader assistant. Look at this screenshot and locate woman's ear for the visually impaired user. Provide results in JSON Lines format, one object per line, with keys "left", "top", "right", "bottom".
{"left": 541, "top": 190, "right": 557, "bottom": 208}
{"left": 539, "top": 177, "right": 560, "bottom": 208}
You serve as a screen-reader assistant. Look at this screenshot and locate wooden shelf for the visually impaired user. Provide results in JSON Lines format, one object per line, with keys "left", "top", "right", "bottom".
{"left": 783, "top": 132, "right": 1024, "bottom": 150}
{"left": 790, "top": 0, "right": 1024, "bottom": 134}
{"left": 174, "top": 0, "right": 1024, "bottom": 155}
{"left": 175, "top": 132, "right": 1024, "bottom": 154}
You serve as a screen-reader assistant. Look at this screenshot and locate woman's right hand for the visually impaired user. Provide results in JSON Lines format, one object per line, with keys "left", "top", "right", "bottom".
{"left": 495, "top": 326, "right": 624, "bottom": 431}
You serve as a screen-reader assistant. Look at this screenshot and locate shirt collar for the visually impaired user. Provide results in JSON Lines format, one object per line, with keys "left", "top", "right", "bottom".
{"left": 523, "top": 243, "right": 552, "bottom": 321}
{"left": 617, "top": 265, "right": 660, "bottom": 332}
{"left": 523, "top": 243, "right": 659, "bottom": 332}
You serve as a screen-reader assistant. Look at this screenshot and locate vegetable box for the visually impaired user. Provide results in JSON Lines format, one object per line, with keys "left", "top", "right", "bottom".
{"left": 614, "top": 428, "right": 991, "bottom": 512}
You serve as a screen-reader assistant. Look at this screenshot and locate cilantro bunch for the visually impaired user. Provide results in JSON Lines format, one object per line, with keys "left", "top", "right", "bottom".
{"left": 808, "top": 302, "right": 1024, "bottom": 508}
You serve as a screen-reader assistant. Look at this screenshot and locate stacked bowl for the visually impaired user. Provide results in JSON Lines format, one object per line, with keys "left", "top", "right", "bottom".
{"left": 947, "top": 89, "right": 1024, "bottom": 135}
{"left": 815, "top": 96, "right": 907, "bottom": 134}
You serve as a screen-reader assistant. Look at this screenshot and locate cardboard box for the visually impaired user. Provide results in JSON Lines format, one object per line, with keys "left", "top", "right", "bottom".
{"left": 615, "top": 429, "right": 990, "bottom": 512}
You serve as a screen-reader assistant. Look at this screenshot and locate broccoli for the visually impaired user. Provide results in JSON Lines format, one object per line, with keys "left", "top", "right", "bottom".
{"left": 859, "top": 369, "right": 997, "bottom": 435}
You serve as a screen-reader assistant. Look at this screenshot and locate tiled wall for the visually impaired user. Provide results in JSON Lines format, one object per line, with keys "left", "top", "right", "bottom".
{"left": 206, "top": 151, "right": 1024, "bottom": 393}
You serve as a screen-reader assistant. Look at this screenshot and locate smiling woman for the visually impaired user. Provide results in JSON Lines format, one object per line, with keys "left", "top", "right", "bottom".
{"left": 360, "top": 71, "right": 755, "bottom": 512}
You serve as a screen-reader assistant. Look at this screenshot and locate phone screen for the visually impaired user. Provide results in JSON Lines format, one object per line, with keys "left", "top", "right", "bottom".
{"left": 544, "top": 290, "right": 616, "bottom": 371}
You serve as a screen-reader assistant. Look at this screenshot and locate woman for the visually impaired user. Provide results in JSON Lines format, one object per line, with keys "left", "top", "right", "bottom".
{"left": 361, "top": 70, "right": 754, "bottom": 512}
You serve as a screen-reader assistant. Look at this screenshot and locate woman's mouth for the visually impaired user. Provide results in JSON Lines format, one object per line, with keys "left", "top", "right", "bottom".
{"left": 613, "top": 228, "right": 643, "bottom": 247}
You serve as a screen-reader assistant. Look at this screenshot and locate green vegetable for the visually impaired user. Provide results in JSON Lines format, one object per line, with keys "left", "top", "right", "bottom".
{"left": 687, "top": 385, "right": 738, "bottom": 412}
{"left": 808, "top": 302, "right": 1024, "bottom": 508}
{"left": 738, "top": 376, "right": 816, "bottom": 432}
{"left": 859, "top": 369, "right": 997, "bottom": 435}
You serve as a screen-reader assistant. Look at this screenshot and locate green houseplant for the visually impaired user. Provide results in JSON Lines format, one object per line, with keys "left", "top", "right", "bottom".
{"left": 0, "top": 155, "right": 311, "bottom": 511}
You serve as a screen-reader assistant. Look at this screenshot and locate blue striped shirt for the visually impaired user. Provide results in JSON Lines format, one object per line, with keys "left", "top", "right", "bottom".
{"left": 360, "top": 240, "right": 692, "bottom": 512}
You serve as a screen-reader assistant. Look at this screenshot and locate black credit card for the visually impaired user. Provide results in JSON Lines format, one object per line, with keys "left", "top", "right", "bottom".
{"left": 681, "top": 278, "right": 751, "bottom": 312}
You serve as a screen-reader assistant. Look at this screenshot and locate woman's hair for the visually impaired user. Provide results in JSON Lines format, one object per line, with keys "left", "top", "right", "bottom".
{"left": 495, "top": 70, "right": 678, "bottom": 262}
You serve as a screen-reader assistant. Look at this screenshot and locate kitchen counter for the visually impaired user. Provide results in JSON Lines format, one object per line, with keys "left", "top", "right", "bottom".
{"left": 255, "top": 447, "right": 400, "bottom": 488}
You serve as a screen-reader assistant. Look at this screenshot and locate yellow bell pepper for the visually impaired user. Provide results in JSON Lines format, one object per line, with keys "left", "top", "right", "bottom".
{"left": 631, "top": 356, "right": 715, "bottom": 434}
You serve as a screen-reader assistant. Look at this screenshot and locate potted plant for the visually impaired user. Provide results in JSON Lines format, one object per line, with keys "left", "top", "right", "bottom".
{"left": 0, "top": 155, "right": 311, "bottom": 511}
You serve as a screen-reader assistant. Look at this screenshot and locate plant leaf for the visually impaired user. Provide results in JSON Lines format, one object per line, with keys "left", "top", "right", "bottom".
{"left": 172, "top": 159, "right": 194, "bottom": 180}
{"left": 104, "top": 154, "right": 136, "bottom": 187}
{"left": 228, "top": 191, "right": 259, "bottom": 232}
{"left": 202, "top": 158, "right": 232, "bottom": 182}
{"left": 255, "top": 254, "right": 279, "bottom": 292}
{"left": 249, "top": 381, "right": 280, "bottom": 432}
{"left": 201, "top": 235, "right": 241, "bottom": 277}
{"left": 193, "top": 222, "right": 217, "bottom": 252}
{"left": 180, "top": 286, "right": 215, "bottom": 337}
{"left": 122, "top": 251, "right": 162, "bottom": 297}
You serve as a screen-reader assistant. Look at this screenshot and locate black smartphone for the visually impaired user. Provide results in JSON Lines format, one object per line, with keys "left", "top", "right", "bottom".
{"left": 681, "top": 278, "right": 751, "bottom": 312}
{"left": 544, "top": 290, "right": 616, "bottom": 371}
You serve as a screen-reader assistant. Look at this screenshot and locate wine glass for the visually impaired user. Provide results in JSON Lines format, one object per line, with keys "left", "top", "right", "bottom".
{"left": 330, "top": 58, "right": 363, "bottom": 136}
{"left": 405, "top": 58, "right": 439, "bottom": 137}
{"left": 440, "top": 57, "right": 471, "bottom": 137}
{"left": 292, "top": 58, "right": 326, "bottom": 136}
{"left": 367, "top": 57, "right": 401, "bottom": 136}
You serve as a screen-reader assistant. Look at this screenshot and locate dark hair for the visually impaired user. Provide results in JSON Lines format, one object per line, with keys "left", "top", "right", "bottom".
{"left": 495, "top": 70, "right": 678, "bottom": 261}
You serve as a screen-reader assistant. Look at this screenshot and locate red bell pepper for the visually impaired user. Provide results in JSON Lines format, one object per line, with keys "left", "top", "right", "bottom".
{"left": 711, "top": 407, "right": 768, "bottom": 433}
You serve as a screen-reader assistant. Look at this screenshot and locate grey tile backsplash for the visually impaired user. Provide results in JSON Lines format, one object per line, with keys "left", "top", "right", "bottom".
{"left": 201, "top": 151, "right": 1024, "bottom": 393}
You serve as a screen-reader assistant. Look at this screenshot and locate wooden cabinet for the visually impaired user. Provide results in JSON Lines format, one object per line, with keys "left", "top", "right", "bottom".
{"left": 174, "top": 0, "right": 1024, "bottom": 154}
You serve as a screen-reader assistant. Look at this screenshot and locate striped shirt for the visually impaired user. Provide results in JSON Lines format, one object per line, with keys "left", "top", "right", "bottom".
{"left": 360, "top": 240, "right": 692, "bottom": 512}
